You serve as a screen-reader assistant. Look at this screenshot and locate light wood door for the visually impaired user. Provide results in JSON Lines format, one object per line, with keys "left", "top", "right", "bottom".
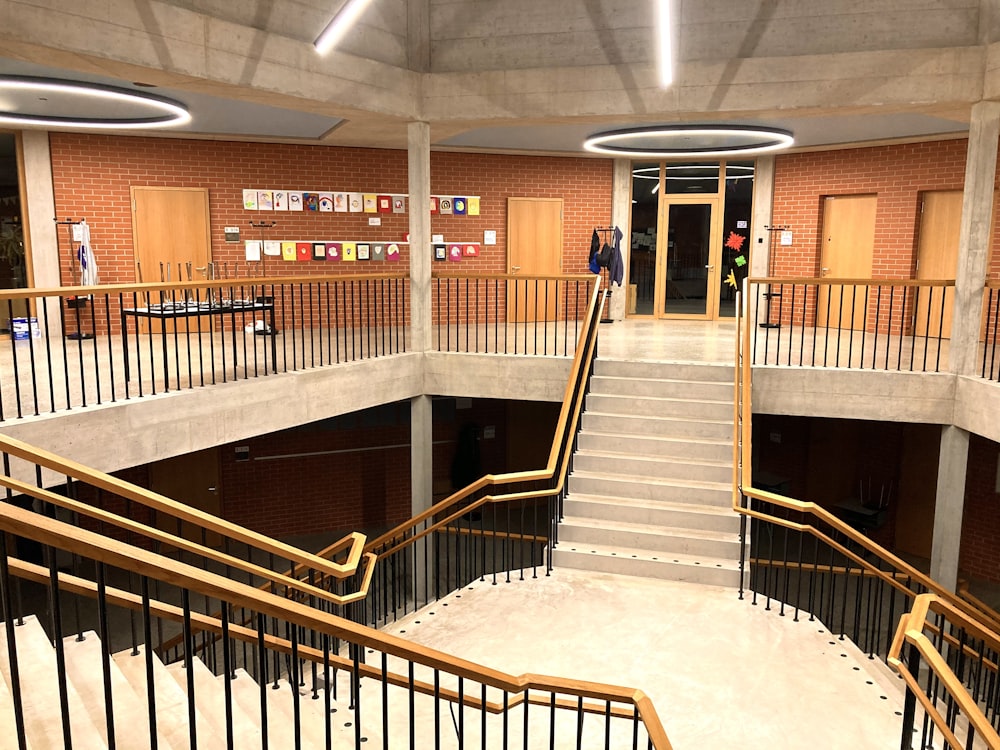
{"left": 818, "top": 194, "right": 877, "bottom": 329}
{"left": 507, "top": 197, "right": 562, "bottom": 322}
{"left": 131, "top": 186, "right": 211, "bottom": 329}
{"left": 893, "top": 424, "right": 940, "bottom": 560}
{"left": 150, "top": 447, "right": 222, "bottom": 547}
{"left": 915, "top": 191, "right": 961, "bottom": 337}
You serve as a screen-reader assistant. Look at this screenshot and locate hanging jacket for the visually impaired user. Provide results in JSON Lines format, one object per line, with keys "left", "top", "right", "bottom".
{"left": 608, "top": 225, "right": 624, "bottom": 286}
{"left": 588, "top": 229, "right": 602, "bottom": 274}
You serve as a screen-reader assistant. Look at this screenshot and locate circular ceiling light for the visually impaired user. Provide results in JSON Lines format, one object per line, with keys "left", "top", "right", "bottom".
{"left": 586, "top": 124, "right": 793, "bottom": 158}
{"left": 0, "top": 76, "right": 190, "bottom": 130}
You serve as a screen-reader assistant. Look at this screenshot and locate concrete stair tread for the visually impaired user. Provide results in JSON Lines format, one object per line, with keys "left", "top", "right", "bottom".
{"left": 593, "top": 374, "right": 731, "bottom": 386}
{"left": 554, "top": 541, "right": 742, "bottom": 571}
{"left": 0, "top": 655, "right": 33, "bottom": 750}
{"left": 561, "top": 515, "right": 740, "bottom": 543}
{"left": 566, "top": 493, "right": 736, "bottom": 517}
{"left": 579, "top": 429, "right": 731, "bottom": 447}
{"left": 569, "top": 469, "right": 730, "bottom": 491}
{"left": 588, "top": 392, "right": 731, "bottom": 407}
{"left": 167, "top": 658, "right": 262, "bottom": 748}
{"left": 583, "top": 409, "right": 731, "bottom": 426}
{"left": 575, "top": 447, "right": 730, "bottom": 468}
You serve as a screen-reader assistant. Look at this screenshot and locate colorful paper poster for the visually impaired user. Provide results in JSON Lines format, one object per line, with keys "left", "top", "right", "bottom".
{"left": 348, "top": 193, "right": 364, "bottom": 213}
{"left": 288, "top": 193, "right": 304, "bottom": 211}
{"left": 357, "top": 243, "right": 371, "bottom": 260}
{"left": 243, "top": 190, "right": 258, "bottom": 210}
{"left": 257, "top": 191, "right": 274, "bottom": 211}
{"left": 433, "top": 244, "right": 447, "bottom": 261}
{"left": 342, "top": 242, "right": 357, "bottom": 262}
{"left": 372, "top": 244, "right": 385, "bottom": 261}
{"left": 333, "top": 193, "right": 348, "bottom": 212}
{"left": 463, "top": 243, "right": 480, "bottom": 257}
{"left": 429, "top": 197, "right": 439, "bottom": 214}
{"left": 273, "top": 191, "right": 288, "bottom": 211}
{"left": 392, "top": 196, "right": 407, "bottom": 214}
{"left": 318, "top": 193, "right": 334, "bottom": 212}
{"left": 386, "top": 243, "right": 401, "bottom": 261}
{"left": 377, "top": 195, "right": 392, "bottom": 213}
{"left": 363, "top": 194, "right": 377, "bottom": 213}
{"left": 448, "top": 244, "right": 463, "bottom": 262}
{"left": 453, "top": 197, "right": 467, "bottom": 215}
{"left": 467, "top": 196, "right": 480, "bottom": 216}
{"left": 439, "top": 197, "right": 453, "bottom": 215}
{"left": 312, "top": 242, "right": 326, "bottom": 260}
{"left": 263, "top": 240, "right": 282, "bottom": 256}
{"left": 281, "top": 241, "right": 297, "bottom": 261}
{"left": 326, "top": 242, "right": 341, "bottom": 261}
{"left": 304, "top": 193, "right": 319, "bottom": 212}
{"left": 245, "top": 240, "right": 262, "bottom": 261}
{"left": 296, "top": 242, "right": 311, "bottom": 261}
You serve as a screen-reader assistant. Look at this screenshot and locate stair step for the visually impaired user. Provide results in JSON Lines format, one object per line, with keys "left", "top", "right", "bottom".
{"left": 0, "top": 616, "right": 106, "bottom": 750}
{"left": 63, "top": 631, "right": 162, "bottom": 750}
{"left": 568, "top": 472, "right": 731, "bottom": 507}
{"left": 590, "top": 374, "right": 734, "bottom": 400}
{"left": 258, "top": 678, "right": 327, "bottom": 750}
{"left": 577, "top": 431, "right": 731, "bottom": 461}
{"left": 586, "top": 393, "right": 731, "bottom": 420}
{"left": 552, "top": 542, "right": 743, "bottom": 588}
{"left": 559, "top": 516, "right": 741, "bottom": 558}
{"left": 581, "top": 412, "right": 732, "bottom": 440}
{"left": 114, "top": 645, "right": 224, "bottom": 750}
{"left": 564, "top": 494, "right": 741, "bottom": 532}
{"left": 594, "top": 359, "right": 733, "bottom": 382}
{"left": 167, "top": 657, "right": 262, "bottom": 748}
{"left": 573, "top": 451, "right": 731, "bottom": 483}
{"left": 0, "top": 653, "right": 32, "bottom": 750}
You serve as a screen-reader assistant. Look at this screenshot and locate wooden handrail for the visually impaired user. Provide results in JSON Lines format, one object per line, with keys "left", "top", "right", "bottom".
{"left": 748, "top": 276, "right": 956, "bottom": 287}
{"left": 0, "top": 500, "right": 672, "bottom": 748}
{"left": 431, "top": 272, "right": 595, "bottom": 282}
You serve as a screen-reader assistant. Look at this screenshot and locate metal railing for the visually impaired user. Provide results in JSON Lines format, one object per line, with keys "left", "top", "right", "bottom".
{"left": 981, "top": 281, "right": 1000, "bottom": 382}
{"left": 432, "top": 274, "right": 595, "bottom": 355}
{"left": 750, "top": 278, "right": 954, "bottom": 371}
{"left": 734, "top": 285, "right": 1000, "bottom": 749}
{"left": 0, "top": 274, "right": 409, "bottom": 421}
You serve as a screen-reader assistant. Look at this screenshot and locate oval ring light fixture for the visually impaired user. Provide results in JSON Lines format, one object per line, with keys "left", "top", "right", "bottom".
{"left": 0, "top": 76, "right": 190, "bottom": 129}
{"left": 585, "top": 124, "right": 794, "bottom": 158}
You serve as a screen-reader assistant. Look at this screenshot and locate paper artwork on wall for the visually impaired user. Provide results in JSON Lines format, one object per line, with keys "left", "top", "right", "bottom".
{"left": 263, "top": 240, "right": 282, "bottom": 256}
{"left": 245, "top": 240, "right": 262, "bottom": 261}
{"left": 243, "top": 190, "right": 259, "bottom": 210}
{"left": 463, "top": 243, "right": 480, "bottom": 257}
{"left": 304, "top": 193, "right": 319, "bottom": 212}
{"left": 333, "top": 193, "right": 348, "bottom": 212}
{"left": 357, "top": 243, "right": 371, "bottom": 260}
{"left": 429, "top": 197, "right": 439, "bottom": 214}
{"left": 342, "top": 242, "right": 357, "bottom": 262}
{"left": 296, "top": 242, "right": 311, "bottom": 261}
{"left": 289, "top": 193, "right": 304, "bottom": 211}
{"left": 281, "top": 241, "right": 297, "bottom": 261}
{"left": 312, "top": 242, "right": 326, "bottom": 260}
{"left": 377, "top": 195, "right": 392, "bottom": 213}
{"left": 363, "top": 194, "right": 377, "bottom": 213}
{"left": 326, "top": 242, "right": 342, "bottom": 261}
{"left": 372, "top": 244, "right": 385, "bottom": 261}
{"left": 467, "top": 197, "right": 480, "bottom": 216}
{"left": 433, "top": 244, "right": 447, "bottom": 261}
{"left": 319, "top": 193, "right": 334, "bottom": 212}
{"left": 348, "top": 193, "right": 363, "bottom": 213}
{"left": 257, "top": 191, "right": 274, "bottom": 211}
{"left": 274, "top": 191, "right": 288, "bottom": 211}
{"left": 453, "top": 197, "right": 467, "bottom": 216}
{"left": 386, "top": 243, "right": 401, "bottom": 261}
{"left": 448, "top": 244, "right": 462, "bottom": 262}
{"left": 439, "top": 198, "right": 453, "bottom": 215}
{"left": 392, "top": 196, "right": 406, "bottom": 214}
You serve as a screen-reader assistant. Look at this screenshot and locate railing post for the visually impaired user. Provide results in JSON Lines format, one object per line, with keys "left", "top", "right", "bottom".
{"left": 899, "top": 643, "right": 920, "bottom": 750}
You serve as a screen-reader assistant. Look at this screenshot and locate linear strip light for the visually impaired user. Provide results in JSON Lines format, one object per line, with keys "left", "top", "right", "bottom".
{"left": 586, "top": 125, "right": 794, "bottom": 158}
{"left": 0, "top": 76, "right": 190, "bottom": 129}
{"left": 656, "top": 0, "right": 673, "bottom": 88}
{"left": 314, "top": 0, "right": 375, "bottom": 55}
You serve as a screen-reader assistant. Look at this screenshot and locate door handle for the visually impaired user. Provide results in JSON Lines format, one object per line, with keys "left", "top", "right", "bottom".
{"left": 821, "top": 267, "right": 830, "bottom": 276}
{"left": 511, "top": 266, "right": 521, "bottom": 273}
{"left": 705, "top": 265, "right": 715, "bottom": 270}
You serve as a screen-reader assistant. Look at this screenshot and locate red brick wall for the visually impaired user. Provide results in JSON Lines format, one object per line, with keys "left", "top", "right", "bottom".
{"left": 960, "top": 434, "right": 1000, "bottom": 584}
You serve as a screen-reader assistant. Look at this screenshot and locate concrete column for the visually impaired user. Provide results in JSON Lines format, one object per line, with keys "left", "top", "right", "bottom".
{"left": 608, "top": 158, "right": 632, "bottom": 320}
{"left": 951, "top": 101, "right": 1000, "bottom": 377}
{"left": 929, "top": 425, "right": 970, "bottom": 592}
{"left": 407, "top": 0, "right": 430, "bottom": 72}
{"left": 410, "top": 393, "right": 434, "bottom": 601}
{"left": 408, "top": 121, "right": 432, "bottom": 354}
{"left": 19, "top": 130, "right": 62, "bottom": 338}
{"left": 747, "top": 155, "right": 776, "bottom": 330}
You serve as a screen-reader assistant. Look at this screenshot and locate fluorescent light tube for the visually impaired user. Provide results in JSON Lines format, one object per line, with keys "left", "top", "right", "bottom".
{"left": 656, "top": 0, "right": 673, "bottom": 88}
{"left": 314, "top": 0, "right": 375, "bottom": 55}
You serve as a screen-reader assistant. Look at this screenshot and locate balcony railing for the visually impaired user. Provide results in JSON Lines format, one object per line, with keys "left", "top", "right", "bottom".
{"left": 981, "top": 281, "right": 1000, "bottom": 382}
{"left": 750, "top": 278, "right": 954, "bottom": 372}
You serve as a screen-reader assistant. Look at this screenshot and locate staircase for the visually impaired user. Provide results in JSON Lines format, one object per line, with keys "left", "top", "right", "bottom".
{"left": 553, "top": 359, "right": 743, "bottom": 587}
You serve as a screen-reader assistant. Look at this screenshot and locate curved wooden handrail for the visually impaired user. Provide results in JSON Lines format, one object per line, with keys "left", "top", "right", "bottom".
{"left": 888, "top": 594, "right": 1000, "bottom": 749}
{"left": 748, "top": 276, "right": 956, "bottom": 287}
{"left": 0, "top": 499, "right": 672, "bottom": 748}
{"left": 431, "top": 272, "right": 595, "bottom": 282}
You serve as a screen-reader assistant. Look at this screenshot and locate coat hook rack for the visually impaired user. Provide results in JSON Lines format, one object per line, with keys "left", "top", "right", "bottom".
{"left": 53, "top": 217, "right": 96, "bottom": 339}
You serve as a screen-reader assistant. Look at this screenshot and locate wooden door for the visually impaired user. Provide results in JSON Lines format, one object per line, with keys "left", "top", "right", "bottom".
{"left": 150, "top": 447, "right": 222, "bottom": 547}
{"left": 818, "top": 194, "right": 876, "bottom": 329}
{"left": 131, "top": 186, "right": 211, "bottom": 329}
{"left": 507, "top": 197, "right": 563, "bottom": 322}
{"left": 915, "top": 191, "right": 961, "bottom": 337}
{"left": 893, "top": 424, "right": 940, "bottom": 559}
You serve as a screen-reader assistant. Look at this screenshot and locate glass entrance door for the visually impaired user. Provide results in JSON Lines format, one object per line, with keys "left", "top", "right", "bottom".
{"left": 661, "top": 201, "right": 716, "bottom": 316}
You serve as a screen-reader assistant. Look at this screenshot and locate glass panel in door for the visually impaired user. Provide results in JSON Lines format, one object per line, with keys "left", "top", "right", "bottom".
{"left": 628, "top": 162, "right": 659, "bottom": 315}
{"left": 663, "top": 203, "right": 713, "bottom": 316}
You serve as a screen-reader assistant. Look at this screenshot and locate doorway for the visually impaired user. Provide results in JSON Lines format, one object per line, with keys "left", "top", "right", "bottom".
{"left": 818, "top": 194, "right": 877, "bottom": 329}
{"left": 0, "top": 133, "right": 29, "bottom": 329}
{"left": 507, "top": 197, "right": 563, "bottom": 321}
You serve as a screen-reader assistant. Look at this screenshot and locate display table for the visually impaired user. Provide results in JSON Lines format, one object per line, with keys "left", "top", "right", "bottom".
{"left": 121, "top": 300, "right": 276, "bottom": 389}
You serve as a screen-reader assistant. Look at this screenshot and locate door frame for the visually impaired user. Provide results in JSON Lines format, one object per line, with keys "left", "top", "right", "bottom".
{"left": 654, "top": 195, "right": 723, "bottom": 320}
